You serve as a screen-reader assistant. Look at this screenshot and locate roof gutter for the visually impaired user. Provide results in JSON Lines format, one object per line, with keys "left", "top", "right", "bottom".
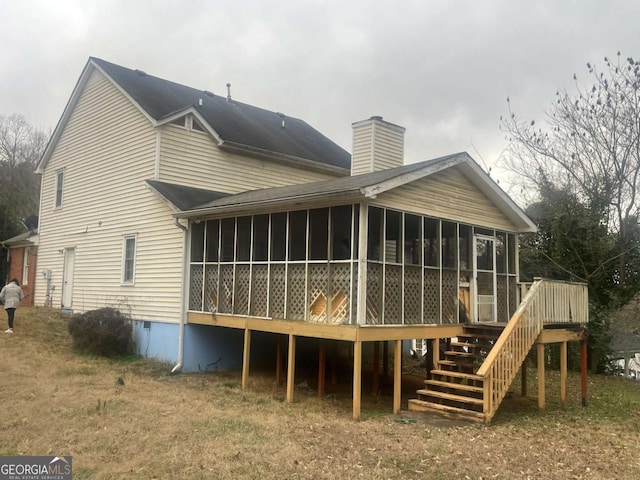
{"left": 171, "top": 218, "right": 188, "bottom": 374}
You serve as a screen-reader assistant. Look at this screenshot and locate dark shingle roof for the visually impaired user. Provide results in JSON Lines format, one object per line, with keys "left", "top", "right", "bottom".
{"left": 146, "top": 180, "right": 229, "bottom": 211}
{"left": 92, "top": 58, "right": 350, "bottom": 171}
{"left": 180, "top": 153, "right": 466, "bottom": 215}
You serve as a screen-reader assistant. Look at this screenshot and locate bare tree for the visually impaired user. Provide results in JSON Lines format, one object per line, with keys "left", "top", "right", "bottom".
{"left": 0, "top": 114, "right": 48, "bottom": 226}
{"left": 500, "top": 53, "right": 640, "bottom": 292}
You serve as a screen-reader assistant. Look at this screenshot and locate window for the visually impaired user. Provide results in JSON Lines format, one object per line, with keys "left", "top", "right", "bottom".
{"left": 288, "top": 210, "right": 307, "bottom": 261}
{"left": 236, "top": 216, "right": 251, "bottom": 261}
{"left": 270, "top": 213, "right": 287, "bottom": 261}
{"left": 22, "top": 247, "right": 30, "bottom": 285}
{"left": 55, "top": 170, "right": 64, "bottom": 208}
{"left": 404, "top": 214, "right": 421, "bottom": 265}
{"left": 252, "top": 215, "right": 269, "bottom": 261}
{"left": 205, "top": 220, "right": 219, "bottom": 262}
{"left": 385, "top": 210, "right": 402, "bottom": 263}
{"left": 442, "top": 221, "right": 457, "bottom": 269}
{"left": 191, "top": 117, "right": 206, "bottom": 132}
{"left": 424, "top": 218, "right": 439, "bottom": 267}
{"left": 170, "top": 116, "right": 186, "bottom": 127}
{"left": 309, "top": 208, "right": 329, "bottom": 260}
{"left": 331, "top": 205, "right": 352, "bottom": 260}
{"left": 190, "top": 222, "right": 205, "bottom": 262}
{"left": 122, "top": 235, "right": 137, "bottom": 284}
{"left": 367, "top": 207, "right": 383, "bottom": 261}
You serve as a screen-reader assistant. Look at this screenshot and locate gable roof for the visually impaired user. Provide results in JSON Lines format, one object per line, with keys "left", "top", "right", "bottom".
{"left": 1, "top": 230, "right": 39, "bottom": 248}
{"left": 176, "top": 152, "right": 537, "bottom": 233}
{"left": 37, "top": 57, "right": 350, "bottom": 174}
{"left": 146, "top": 180, "right": 229, "bottom": 211}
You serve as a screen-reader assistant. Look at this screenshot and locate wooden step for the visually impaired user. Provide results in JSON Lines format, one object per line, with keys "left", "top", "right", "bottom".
{"left": 430, "top": 369, "right": 483, "bottom": 382}
{"left": 424, "top": 379, "right": 484, "bottom": 394}
{"left": 457, "top": 333, "right": 499, "bottom": 341}
{"left": 444, "top": 350, "right": 479, "bottom": 359}
{"left": 408, "top": 399, "right": 485, "bottom": 422}
{"left": 416, "top": 389, "right": 484, "bottom": 406}
{"left": 450, "top": 341, "right": 478, "bottom": 350}
{"left": 437, "top": 360, "right": 476, "bottom": 373}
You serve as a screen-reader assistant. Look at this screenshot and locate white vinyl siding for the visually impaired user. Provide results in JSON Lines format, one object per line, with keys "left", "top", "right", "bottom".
{"left": 351, "top": 125, "right": 374, "bottom": 175}
{"left": 159, "top": 124, "right": 337, "bottom": 192}
{"left": 374, "top": 167, "right": 517, "bottom": 232}
{"left": 351, "top": 119, "right": 404, "bottom": 175}
{"left": 35, "top": 68, "right": 184, "bottom": 323}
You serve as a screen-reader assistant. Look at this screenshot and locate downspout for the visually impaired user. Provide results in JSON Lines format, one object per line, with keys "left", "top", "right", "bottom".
{"left": 171, "top": 218, "right": 188, "bottom": 373}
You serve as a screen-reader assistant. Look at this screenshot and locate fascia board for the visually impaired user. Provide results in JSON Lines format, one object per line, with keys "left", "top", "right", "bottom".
{"left": 36, "top": 60, "right": 95, "bottom": 173}
{"left": 174, "top": 190, "right": 363, "bottom": 220}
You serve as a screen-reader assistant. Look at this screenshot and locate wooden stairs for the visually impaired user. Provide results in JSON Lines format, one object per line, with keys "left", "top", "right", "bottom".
{"left": 408, "top": 324, "right": 503, "bottom": 422}
{"left": 408, "top": 278, "right": 589, "bottom": 423}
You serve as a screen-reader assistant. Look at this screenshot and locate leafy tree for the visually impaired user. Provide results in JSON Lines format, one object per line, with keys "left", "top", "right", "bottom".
{"left": 501, "top": 53, "right": 640, "bottom": 371}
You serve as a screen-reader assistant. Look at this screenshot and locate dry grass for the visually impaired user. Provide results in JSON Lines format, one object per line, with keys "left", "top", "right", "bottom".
{"left": 1, "top": 307, "right": 639, "bottom": 479}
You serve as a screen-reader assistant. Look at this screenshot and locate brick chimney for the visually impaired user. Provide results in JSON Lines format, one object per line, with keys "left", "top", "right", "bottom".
{"left": 351, "top": 116, "right": 405, "bottom": 176}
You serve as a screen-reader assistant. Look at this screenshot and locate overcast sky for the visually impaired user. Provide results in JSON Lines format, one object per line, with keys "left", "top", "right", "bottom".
{"left": 1, "top": 0, "right": 638, "bottom": 196}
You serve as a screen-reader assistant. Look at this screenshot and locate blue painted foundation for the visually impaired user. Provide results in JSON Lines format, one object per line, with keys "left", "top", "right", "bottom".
{"left": 132, "top": 320, "right": 419, "bottom": 374}
{"left": 132, "top": 320, "right": 245, "bottom": 372}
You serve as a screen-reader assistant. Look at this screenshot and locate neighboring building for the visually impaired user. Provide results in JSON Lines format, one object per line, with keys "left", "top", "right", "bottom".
{"left": 1, "top": 229, "right": 38, "bottom": 306}
{"left": 36, "top": 58, "right": 589, "bottom": 422}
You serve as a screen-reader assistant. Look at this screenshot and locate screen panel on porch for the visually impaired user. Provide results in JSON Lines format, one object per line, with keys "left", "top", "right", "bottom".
{"left": 188, "top": 205, "right": 358, "bottom": 325}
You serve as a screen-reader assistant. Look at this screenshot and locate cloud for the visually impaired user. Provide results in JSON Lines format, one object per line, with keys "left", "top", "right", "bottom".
{"left": 1, "top": 0, "right": 638, "bottom": 184}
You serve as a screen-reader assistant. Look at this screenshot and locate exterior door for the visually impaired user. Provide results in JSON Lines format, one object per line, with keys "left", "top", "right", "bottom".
{"left": 62, "top": 248, "right": 75, "bottom": 308}
{"left": 473, "top": 236, "right": 497, "bottom": 322}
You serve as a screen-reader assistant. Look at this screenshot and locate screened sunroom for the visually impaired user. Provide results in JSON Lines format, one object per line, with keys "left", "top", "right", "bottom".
{"left": 187, "top": 203, "right": 520, "bottom": 326}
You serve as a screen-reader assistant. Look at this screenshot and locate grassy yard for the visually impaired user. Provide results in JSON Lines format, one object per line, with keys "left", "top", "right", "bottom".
{"left": 1, "top": 307, "right": 639, "bottom": 479}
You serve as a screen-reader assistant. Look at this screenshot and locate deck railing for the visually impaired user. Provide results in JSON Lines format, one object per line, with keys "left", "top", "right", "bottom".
{"left": 476, "top": 278, "right": 589, "bottom": 422}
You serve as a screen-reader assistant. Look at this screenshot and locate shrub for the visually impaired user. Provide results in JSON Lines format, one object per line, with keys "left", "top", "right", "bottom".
{"left": 68, "top": 307, "right": 133, "bottom": 357}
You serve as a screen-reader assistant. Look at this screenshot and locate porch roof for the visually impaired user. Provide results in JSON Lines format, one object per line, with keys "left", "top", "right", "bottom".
{"left": 1, "top": 230, "right": 38, "bottom": 248}
{"left": 146, "top": 180, "right": 229, "bottom": 211}
{"left": 176, "top": 152, "right": 537, "bottom": 232}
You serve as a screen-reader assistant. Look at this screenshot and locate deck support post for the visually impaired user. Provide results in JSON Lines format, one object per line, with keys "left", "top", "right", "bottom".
{"left": 331, "top": 341, "right": 338, "bottom": 385}
{"left": 242, "top": 328, "right": 251, "bottom": 390}
{"left": 286, "top": 334, "right": 296, "bottom": 403}
{"left": 353, "top": 340, "right": 362, "bottom": 420}
{"left": 560, "top": 341, "right": 568, "bottom": 406}
{"left": 432, "top": 337, "right": 440, "bottom": 373}
{"left": 383, "top": 341, "right": 389, "bottom": 378}
{"left": 276, "top": 336, "right": 283, "bottom": 385}
{"left": 318, "top": 339, "right": 326, "bottom": 399}
{"left": 521, "top": 354, "right": 528, "bottom": 396}
{"left": 580, "top": 339, "right": 588, "bottom": 407}
{"left": 537, "top": 343, "right": 545, "bottom": 410}
{"left": 372, "top": 341, "right": 380, "bottom": 396}
{"left": 393, "top": 339, "right": 402, "bottom": 414}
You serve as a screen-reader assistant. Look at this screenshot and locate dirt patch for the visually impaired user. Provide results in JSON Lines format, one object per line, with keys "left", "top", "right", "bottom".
{"left": 0, "top": 308, "right": 639, "bottom": 479}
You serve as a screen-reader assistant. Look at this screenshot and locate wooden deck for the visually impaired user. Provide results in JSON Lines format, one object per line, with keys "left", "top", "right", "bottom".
{"left": 188, "top": 279, "right": 589, "bottom": 421}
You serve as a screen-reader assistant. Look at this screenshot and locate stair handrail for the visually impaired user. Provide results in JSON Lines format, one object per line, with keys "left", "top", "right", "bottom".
{"left": 476, "top": 278, "right": 588, "bottom": 421}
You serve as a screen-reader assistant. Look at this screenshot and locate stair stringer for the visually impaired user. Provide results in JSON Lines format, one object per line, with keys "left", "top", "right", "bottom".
{"left": 476, "top": 279, "right": 545, "bottom": 422}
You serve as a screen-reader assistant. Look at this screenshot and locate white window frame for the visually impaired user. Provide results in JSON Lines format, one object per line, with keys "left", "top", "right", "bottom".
{"left": 22, "top": 246, "right": 30, "bottom": 285}
{"left": 122, "top": 234, "right": 137, "bottom": 285}
{"left": 55, "top": 169, "right": 64, "bottom": 208}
